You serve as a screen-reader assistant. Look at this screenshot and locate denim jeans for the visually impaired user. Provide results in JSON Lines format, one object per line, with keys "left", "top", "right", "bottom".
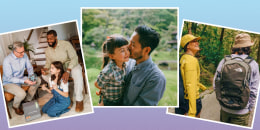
{"left": 42, "top": 88, "right": 70, "bottom": 117}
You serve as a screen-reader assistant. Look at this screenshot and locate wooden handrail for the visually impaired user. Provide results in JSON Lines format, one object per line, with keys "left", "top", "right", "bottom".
{"left": 27, "top": 29, "right": 34, "bottom": 41}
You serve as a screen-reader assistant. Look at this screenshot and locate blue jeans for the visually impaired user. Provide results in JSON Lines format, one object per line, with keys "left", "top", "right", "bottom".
{"left": 42, "top": 89, "right": 70, "bottom": 117}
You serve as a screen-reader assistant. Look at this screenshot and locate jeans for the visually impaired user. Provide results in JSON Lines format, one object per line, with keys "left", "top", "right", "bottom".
{"left": 42, "top": 88, "right": 70, "bottom": 117}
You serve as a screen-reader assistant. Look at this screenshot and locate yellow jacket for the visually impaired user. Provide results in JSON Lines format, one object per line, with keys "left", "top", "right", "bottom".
{"left": 180, "top": 54, "right": 207, "bottom": 117}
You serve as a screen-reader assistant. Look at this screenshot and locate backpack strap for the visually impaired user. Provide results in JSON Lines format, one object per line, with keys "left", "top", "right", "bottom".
{"left": 244, "top": 56, "right": 253, "bottom": 64}
{"left": 224, "top": 55, "right": 232, "bottom": 62}
{"left": 226, "top": 55, "right": 253, "bottom": 64}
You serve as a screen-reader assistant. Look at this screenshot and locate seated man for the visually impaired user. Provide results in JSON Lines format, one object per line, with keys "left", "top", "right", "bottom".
{"left": 2, "top": 41, "right": 41, "bottom": 115}
{"left": 41, "top": 30, "right": 84, "bottom": 112}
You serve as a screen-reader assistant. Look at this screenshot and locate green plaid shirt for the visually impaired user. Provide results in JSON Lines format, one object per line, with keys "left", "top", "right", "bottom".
{"left": 96, "top": 60, "right": 126, "bottom": 101}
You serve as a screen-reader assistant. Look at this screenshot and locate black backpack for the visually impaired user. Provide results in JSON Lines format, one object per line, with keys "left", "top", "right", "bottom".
{"left": 176, "top": 55, "right": 186, "bottom": 111}
{"left": 215, "top": 55, "right": 252, "bottom": 110}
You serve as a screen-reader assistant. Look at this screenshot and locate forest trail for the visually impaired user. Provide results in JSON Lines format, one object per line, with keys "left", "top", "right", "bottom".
{"left": 200, "top": 88, "right": 253, "bottom": 127}
{"left": 200, "top": 88, "right": 220, "bottom": 121}
{"left": 169, "top": 87, "right": 254, "bottom": 127}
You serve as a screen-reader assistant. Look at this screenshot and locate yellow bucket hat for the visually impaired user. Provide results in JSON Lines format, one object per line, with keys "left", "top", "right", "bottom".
{"left": 180, "top": 34, "right": 201, "bottom": 48}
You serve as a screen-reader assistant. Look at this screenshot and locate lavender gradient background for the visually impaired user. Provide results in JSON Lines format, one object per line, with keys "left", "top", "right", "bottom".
{"left": 1, "top": 0, "right": 260, "bottom": 129}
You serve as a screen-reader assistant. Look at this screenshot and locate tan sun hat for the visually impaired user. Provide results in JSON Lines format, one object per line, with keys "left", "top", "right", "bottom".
{"left": 180, "top": 34, "right": 201, "bottom": 48}
{"left": 233, "top": 33, "right": 254, "bottom": 48}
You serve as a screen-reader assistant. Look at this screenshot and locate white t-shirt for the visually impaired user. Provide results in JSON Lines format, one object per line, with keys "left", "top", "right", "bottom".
{"left": 49, "top": 78, "right": 69, "bottom": 92}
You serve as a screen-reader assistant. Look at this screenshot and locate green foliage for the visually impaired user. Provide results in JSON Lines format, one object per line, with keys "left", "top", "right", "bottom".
{"left": 83, "top": 45, "right": 102, "bottom": 69}
{"left": 181, "top": 21, "right": 260, "bottom": 88}
{"left": 82, "top": 9, "right": 177, "bottom": 50}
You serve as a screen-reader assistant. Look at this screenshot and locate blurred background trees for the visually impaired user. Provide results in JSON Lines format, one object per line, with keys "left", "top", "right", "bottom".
{"left": 181, "top": 21, "right": 260, "bottom": 87}
{"left": 82, "top": 9, "right": 177, "bottom": 51}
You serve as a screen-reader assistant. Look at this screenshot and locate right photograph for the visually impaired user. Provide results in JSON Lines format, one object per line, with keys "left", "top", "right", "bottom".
{"left": 168, "top": 20, "right": 260, "bottom": 128}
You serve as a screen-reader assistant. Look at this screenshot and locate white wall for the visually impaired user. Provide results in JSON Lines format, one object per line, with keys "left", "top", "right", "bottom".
{"left": 0, "top": 34, "right": 13, "bottom": 65}
{"left": 48, "top": 22, "right": 78, "bottom": 41}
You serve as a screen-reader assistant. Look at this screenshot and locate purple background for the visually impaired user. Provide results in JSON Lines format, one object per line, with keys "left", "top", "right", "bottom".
{"left": 1, "top": 0, "right": 260, "bottom": 129}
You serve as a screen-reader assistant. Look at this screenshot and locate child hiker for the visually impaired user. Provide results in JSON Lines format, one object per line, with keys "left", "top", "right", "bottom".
{"left": 41, "top": 61, "right": 71, "bottom": 117}
{"left": 95, "top": 35, "right": 130, "bottom": 106}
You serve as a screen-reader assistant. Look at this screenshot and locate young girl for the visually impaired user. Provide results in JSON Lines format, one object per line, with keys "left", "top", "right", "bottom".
{"left": 41, "top": 61, "right": 71, "bottom": 117}
{"left": 95, "top": 35, "right": 130, "bottom": 106}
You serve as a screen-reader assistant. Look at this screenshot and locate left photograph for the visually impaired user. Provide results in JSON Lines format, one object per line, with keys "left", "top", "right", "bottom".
{"left": 0, "top": 20, "right": 93, "bottom": 128}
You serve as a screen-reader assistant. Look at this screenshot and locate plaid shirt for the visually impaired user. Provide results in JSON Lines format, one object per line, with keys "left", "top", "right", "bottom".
{"left": 96, "top": 60, "right": 126, "bottom": 101}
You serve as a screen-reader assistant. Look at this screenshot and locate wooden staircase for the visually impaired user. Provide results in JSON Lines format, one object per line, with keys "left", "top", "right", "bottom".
{"left": 33, "top": 27, "right": 48, "bottom": 66}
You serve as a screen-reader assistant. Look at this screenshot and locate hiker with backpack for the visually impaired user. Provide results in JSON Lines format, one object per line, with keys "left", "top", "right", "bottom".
{"left": 214, "top": 33, "right": 259, "bottom": 126}
{"left": 175, "top": 34, "right": 207, "bottom": 117}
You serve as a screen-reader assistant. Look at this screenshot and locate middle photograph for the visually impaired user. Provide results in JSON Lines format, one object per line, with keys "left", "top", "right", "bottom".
{"left": 81, "top": 8, "right": 178, "bottom": 106}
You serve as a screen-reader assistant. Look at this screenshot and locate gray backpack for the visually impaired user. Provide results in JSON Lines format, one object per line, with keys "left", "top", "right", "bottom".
{"left": 215, "top": 55, "right": 252, "bottom": 110}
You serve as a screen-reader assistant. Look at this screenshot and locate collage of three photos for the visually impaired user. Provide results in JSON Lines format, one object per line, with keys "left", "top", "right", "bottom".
{"left": 0, "top": 8, "right": 259, "bottom": 129}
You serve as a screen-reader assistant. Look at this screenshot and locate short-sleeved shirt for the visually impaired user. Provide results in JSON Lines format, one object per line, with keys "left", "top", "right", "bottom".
{"left": 96, "top": 60, "right": 126, "bottom": 101}
{"left": 49, "top": 78, "right": 69, "bottom": 92}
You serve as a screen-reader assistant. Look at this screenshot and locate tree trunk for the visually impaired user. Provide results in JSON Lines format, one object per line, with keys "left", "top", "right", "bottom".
{"left": 200, "top": 25, "right": 207, "bottom": 36}
{"left": 219, "top": 28, "right": 225, "bottom": 51}
{"left": 191, "top": 23, "right": 197, "bottom": 35}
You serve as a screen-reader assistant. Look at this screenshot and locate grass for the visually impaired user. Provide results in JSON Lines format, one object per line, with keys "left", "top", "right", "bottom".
{"left": 83, "top": 45, "right": 177, "bottom": 106}
{"left": 158, "top": 70, "right": 177, "bottom": 106}
{"left": 151, "top": 50, "right": 177, "bottom": 62}
{"left": 86, "top": 68, "right": 101, "bottom": 106}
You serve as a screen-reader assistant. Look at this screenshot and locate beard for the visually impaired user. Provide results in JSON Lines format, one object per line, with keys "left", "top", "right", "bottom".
{"left": 130, "top": 50, "right": 143, "bottom": 61}
{"left": 48, "top": 40, "right": 57, "bottom": 47}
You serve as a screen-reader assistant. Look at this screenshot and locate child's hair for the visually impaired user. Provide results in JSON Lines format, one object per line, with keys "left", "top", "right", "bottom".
{"left": 102, "top": 34, "right": 128, "bottom": 68}
{"left": 51, "top": 61, "right": 65, "bottom": 86}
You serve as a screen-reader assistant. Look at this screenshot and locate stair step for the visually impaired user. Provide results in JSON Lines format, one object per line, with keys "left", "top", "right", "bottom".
{"left": 34, "top": 52, "right": 45, "bottom": 55}
{"left": 41, "top": 32, "right": 47, "bottom": 36}
{"left": 39, "top": 41, "right": 48, "bottom": 43}
{"left": 34, "top": 58, "right": 46, "bottom": 61}
{"left": 37, "top": 46, "right": 48, "bottom": 49}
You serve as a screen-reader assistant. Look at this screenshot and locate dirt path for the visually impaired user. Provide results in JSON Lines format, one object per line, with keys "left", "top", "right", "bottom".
{"left": 200, "top": 89, "right": 220, "bottom": 121}
{"left": 169, "top": 87, "right": 254, "bottom": 127}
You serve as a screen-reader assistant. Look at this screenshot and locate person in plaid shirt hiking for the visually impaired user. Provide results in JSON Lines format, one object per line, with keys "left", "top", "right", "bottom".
{"left": 95, "top": 34, "right": 130, "bottom": 106}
